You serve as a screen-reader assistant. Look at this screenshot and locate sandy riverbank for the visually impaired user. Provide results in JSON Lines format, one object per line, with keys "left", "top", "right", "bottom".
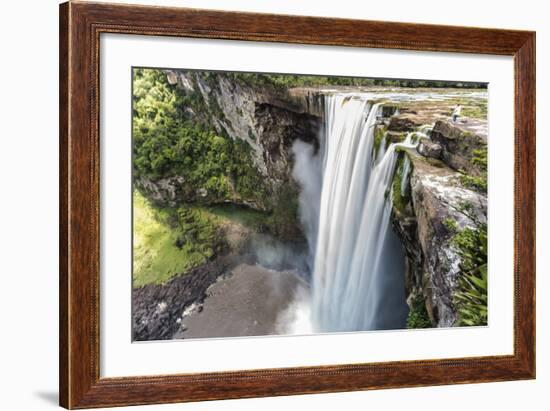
{"left": 174, "top": 263, "right": 306, "bottom": 339}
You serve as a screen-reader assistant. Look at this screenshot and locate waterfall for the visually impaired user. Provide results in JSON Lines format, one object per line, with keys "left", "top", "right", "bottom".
{"left": 297, "top": 93, "right": 414, "bottom": 333}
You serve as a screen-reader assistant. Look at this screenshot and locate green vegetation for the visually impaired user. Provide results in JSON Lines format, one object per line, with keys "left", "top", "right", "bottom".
{"left": 208, "top": 192, "right": 301, "bottom": 242}
{"left": 406, "top": 295, "right": 433, "bottom": 329}
{"left": 133, "top": 187, "right": 301, "bottom": 286}
{"left": 208, "top": 204, "right": 267, "bottom": 229}
{"left": 460, "top": 147, "right": 488, "bottom": 192}
{"left": 460, "top": 174, "right": 487, "bottom": 191}
{"left": 471, "top": 148, "right": 488, "bottom": 170}
{"left": 443, "top": 218, "right": 459, "bottom": 234}
{"left": 133, "top": 68, "right": 267, "bottom": 206}
{"left": 452, "top": 225, "right": 487, "bottom": 278}
{"left": 461, "top": 100, "right": 488, "bottom": 119}
{"left": 265, "top": 185, "right": 302, "bottom": 240}
{"left": 132, "top": 68, "right": 269, "bottom": 286}
{"left": 391, "top": 154, "right": 411, "bottom": 214}
{"left": 133, "top": 191, "right": 223, "bottom": 286}
{"left": 455, "top": 264, "right": 488, "bottom": 327}
{"left": 226, "top": 72, "right": 487, "bottom": 90}
{"left": 442, "top": 97, "right": 488, "bottom": 120}
{"left": 450, "top": 202, "right": 488, "bottom": 327}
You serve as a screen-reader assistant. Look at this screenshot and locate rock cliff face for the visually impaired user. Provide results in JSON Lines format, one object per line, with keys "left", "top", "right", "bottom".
{"left": 390, "top": 119, "right": 487, "bottom": 327}
{"left": 138, "top": 70, "right": 323, "bottom": 210}
{"left": 429, "top": 121, "right": 487, "bottom": 176}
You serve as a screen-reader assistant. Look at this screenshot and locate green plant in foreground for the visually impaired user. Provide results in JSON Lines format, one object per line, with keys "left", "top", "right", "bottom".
{"left": 460, "top": 174, "right": 488, "bottom": 191}
{"left": 460, "top": 147, "right": 488, "bottom": 192}
{"left": 451, "top": 202, "right": 488, "bottom": 326}
{"left": 406, "top": 295, "right": 433, "bottom": 329}
{"left": 471, "top": 148, "right": 488, "bottom": 170}
{"left": 452, "top": 224, "right": 487, "bottom": 274}
{"left": 454, "top": 264, "right": 488, "bottom": 326}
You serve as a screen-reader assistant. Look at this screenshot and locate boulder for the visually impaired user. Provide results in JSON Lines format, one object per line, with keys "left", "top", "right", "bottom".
{"left": 417, "top": 137, "right": 442, "bottom": 159}
{"left": 430, "top": 120, "right": 486, "bottom": 175}
{"left": 386, "top": 130, "right": 408, "bottom": 144}
{"left": 388, "top": 116, "right": 417, "bottom": 132}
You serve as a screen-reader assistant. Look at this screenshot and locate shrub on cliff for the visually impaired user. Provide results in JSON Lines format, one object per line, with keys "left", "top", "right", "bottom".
{"left": 460, "top": 147, "right": 488, "bottom": 192}
{"left": 450, "top": 202, "right": 488, "bottom": 327}
{"left": 133, "top": 68, "right": 267, "bottom": 207}
{"left": 406, "top": 295, "right": 433, "bottom": 329}
{"left": 133, "top": 191, "right": 224, "bottom": 286}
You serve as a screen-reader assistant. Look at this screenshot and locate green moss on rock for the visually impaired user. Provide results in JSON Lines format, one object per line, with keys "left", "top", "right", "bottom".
{"left": 449, "top": 203, "right": 488, "bottom": 327}
{"left": 459, "top": 146, "right": 488, "bottom": 191}
{"left": 406, "top": 295, "right": 433, "bottom": 329}
{"left": 391, "top": 153, "right": 411, "bottom": 215}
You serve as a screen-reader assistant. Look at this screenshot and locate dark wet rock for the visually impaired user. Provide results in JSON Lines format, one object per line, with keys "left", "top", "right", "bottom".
{"left": 254, "top": 102, "right": 321, "bottom": 179}
{"left": 132, "top": 255, "right": 247, "bottom": 341}
{"left": 392, "top": 213, "right": 422, "bottom": 293}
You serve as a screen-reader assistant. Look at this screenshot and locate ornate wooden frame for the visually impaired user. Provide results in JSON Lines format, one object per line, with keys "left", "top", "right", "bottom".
{"left": 59, "top": 1, "right": 536, "bottom": 408}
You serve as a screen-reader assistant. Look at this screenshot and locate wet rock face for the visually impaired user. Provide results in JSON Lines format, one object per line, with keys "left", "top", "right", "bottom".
{"left": 287, "top": 88, "right": 326, "bottom": 117}
{"left": 254, "top": 102, "right": 321, "bottom": 183}
{"left": 392, "top": 212, "right": 422, "bottom": 294}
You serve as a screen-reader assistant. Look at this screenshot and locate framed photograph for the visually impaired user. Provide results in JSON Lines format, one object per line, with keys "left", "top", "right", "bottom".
{"left": 59, "top": 1, "right": 535, "bottom": 408}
